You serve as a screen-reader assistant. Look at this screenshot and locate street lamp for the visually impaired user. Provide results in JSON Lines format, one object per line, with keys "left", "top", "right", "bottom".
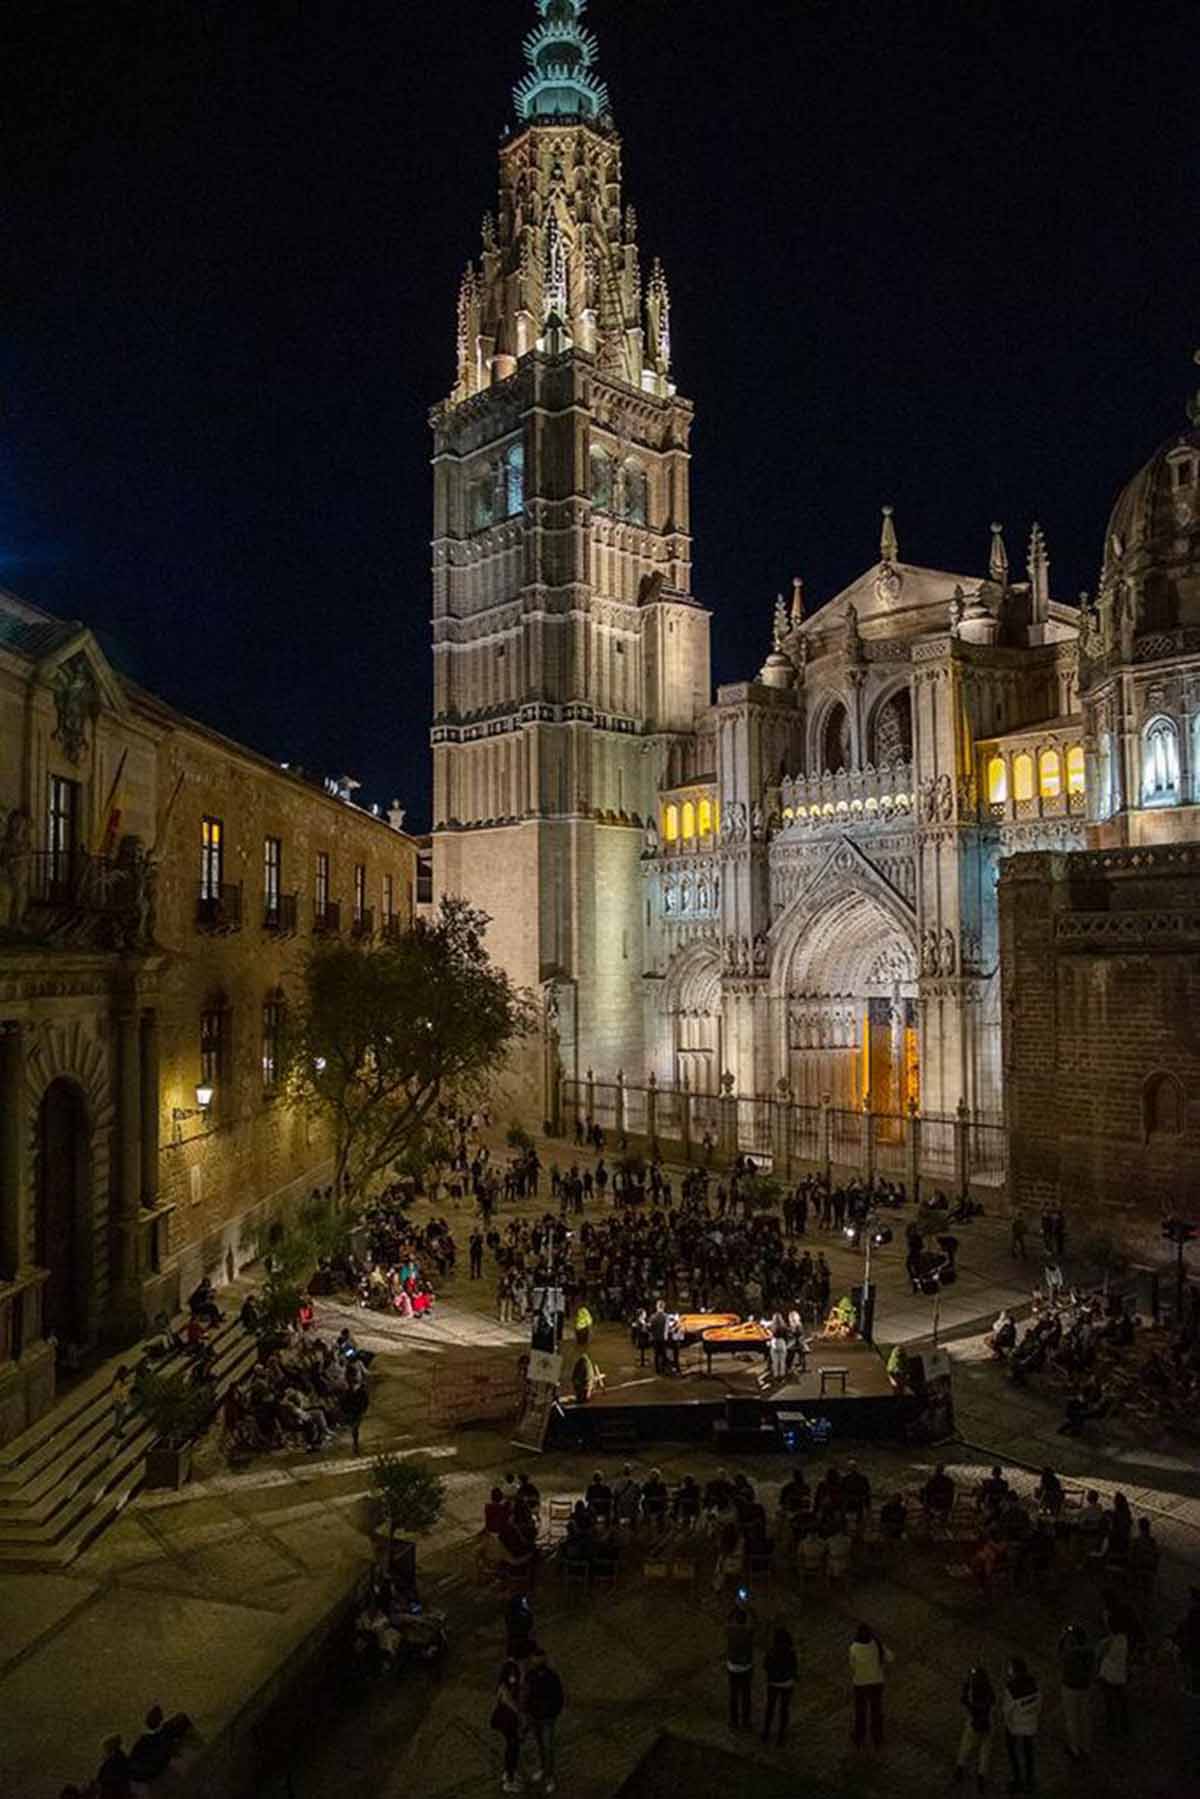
{"left": 172, "top": 1082, "right": 214, "bottom": 1138}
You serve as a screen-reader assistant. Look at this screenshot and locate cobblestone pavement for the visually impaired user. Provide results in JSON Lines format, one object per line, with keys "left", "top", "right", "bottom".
{"left": 3, "top": 1147, "right": 1198, "bottom": 1798}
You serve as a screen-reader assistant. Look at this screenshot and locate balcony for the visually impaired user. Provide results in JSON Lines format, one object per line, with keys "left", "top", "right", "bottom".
{"left": 263, "top": 891, "right": 299, "bottom": 935}
{"left": 351, "top": 907, "right": 375, "bottom": 940}
{"left": 29, "top": 850, "right": 131, "bottom": 915}
{"left": 195, "top": 882, "right": 243, "bottom": 933}
{"left": 313, "top": 899, "right": 341, "bottom": 936}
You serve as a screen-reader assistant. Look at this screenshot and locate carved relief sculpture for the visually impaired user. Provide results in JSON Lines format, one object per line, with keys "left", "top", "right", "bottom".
{"left": 0, "top": 808, "right": 32, "bottom": 931}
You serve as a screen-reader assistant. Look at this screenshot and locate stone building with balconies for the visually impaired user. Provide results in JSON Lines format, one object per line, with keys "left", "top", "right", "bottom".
{"left": 0, "top": 587, "right": 416, "bottom": 1443}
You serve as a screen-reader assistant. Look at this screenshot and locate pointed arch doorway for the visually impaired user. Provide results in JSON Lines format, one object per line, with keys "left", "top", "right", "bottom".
{"left": 36, "top": 1078, "right": 92, "bottom": 1347}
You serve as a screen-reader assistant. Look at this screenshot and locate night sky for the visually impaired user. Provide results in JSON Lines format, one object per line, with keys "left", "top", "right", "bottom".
{"left": 6, "top": 0, "right": 1198, "bottom": 826}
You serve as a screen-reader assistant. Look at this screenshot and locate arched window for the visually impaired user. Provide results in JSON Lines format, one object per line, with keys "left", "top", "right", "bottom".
{"left": 822, "top": 703, "right": 851, "bottom": 774}
{"left": 1013, "top": 753, "right": 1034, "bottom": 802}
{"left": 663, "top": 804, "right": 679, "bottom": 842}
{"left": 622, "top": 460, "right": 648, "bottom": 526}
{"left": 471, "top": 473, "right": 495, "bottom": 532}
{"left": 1038, "top": 749, "right": 1061, "bottom": 798}
{"left": 697, "top": 796, "right": 713, "bottom": 837}
{"left": 1142, "top": 716, "right": 1179, "bottom": 805}
{"left": 681, "top": 800, "right": 696, "bottom": 841}
{"left": 590, "top": 445, "right": 613, "bottom": 512}
{"left": 1144, "top": 1071, "right": 1184, "bottom": 1138}
{"left": 872, "top": 689, "right": 913, "bottom": 766}
{"left": 1066, "top": 745, "right": 1085, "bottom": 796}
{"left": 987, "top": 756, "right": 1007, "bottom": 803}
{"left": 503, "top": 443, "right": 524, "bottom": 517}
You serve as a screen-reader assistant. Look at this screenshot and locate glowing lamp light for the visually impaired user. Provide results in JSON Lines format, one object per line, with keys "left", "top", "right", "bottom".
{"left": 195, "top": 1083, "right": 214, "bottom": 1111}
{"left": 314, "top": 1056, "right": 327, "bottom": 1074}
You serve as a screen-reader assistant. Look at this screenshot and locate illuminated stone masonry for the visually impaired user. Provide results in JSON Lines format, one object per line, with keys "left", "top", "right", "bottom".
{"left": 430, "top": 6, "right": 1200, "bottom": 1230}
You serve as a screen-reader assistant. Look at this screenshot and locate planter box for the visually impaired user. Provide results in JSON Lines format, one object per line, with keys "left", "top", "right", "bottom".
{"left": 145, "top": 1442, "right": 193, "bottom": 1490}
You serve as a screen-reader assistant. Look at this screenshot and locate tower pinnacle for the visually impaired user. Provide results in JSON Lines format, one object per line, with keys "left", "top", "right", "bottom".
{"left": 514, "top": 0, "right": 611, "bottom": 125}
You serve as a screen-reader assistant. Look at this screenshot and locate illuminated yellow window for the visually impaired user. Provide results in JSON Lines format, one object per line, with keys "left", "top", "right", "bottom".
{"left": 1013, "top": 753, "right": 1034, "bottom": 801}
{"left": 1039, "top": 750, "right": 1061, "bottom": 798}
{"left": 681, "top": 800, "right": 696, "bottom": 840}
{"left": 698, "top": 796, "right": 713, "bottom": 836}
{"left": 1066, "top": 745, "right": 1085, "bottom": 794}
{"left": 987, "top": 756, "right": 1007, "bottom": 803}
{"left": 664, "top": 804, "right": 679, "bottom": 842}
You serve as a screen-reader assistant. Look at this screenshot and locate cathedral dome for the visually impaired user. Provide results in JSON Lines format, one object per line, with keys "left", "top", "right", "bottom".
{"left": 1099, "top": 391, "right": 1200, "bottom": 632}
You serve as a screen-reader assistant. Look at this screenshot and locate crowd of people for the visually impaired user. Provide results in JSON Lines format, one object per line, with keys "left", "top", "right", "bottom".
{"left": 470, "top": 1449, "right": 1199, "bottom": 1794}
{"left": 988, "top": 1262, "right": 1200, "bottom": 1440}
{"left": 221, "top": 1316, "right": 372, "bottom": 1456}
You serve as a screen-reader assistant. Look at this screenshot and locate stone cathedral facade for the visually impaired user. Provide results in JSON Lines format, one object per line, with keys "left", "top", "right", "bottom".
{"left": 431, "top": 3, "right": 1200, "bottom": 1225}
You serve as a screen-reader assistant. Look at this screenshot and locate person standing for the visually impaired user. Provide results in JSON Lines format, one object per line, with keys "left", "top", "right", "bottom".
{"left": 1010, "top": 1208, "right": 1027, "bottom": 1260}
{"left": 573, "top": 1302, "right": 592, "bottom": 1348}
{"left": 469, "top": 1230, "right": 484, "bottom": 1279}
{"left": 725, "top": 1603, "right": 757, "bottom": 1730}
{"left": 848, "top": 1622, "right": 891, "bottom": 1749}
{"left": 1058, "top": 1623, "right": 1094, "bottom": 1762}
{"left": 649, "top": 1301, "right": 669, "bottom": 1375}
{"left": 342, "top": 1362, "right": 369, "bottom": 1454}
{"left": 111, "top": 1366, "right": 133, "bottom": 1439}
{"left": 1000, "top": 1657, "right": 1041, "bottom": 1793}
{"left": 524, "top": 1647, "right": 564, "bottom": 1793}
{"left": 953, "top": 1659, "right": 995, "bottom": 1791}
{"left": 490, "top": 1658, "right": 525, "bottom": 1794}
{"left": 1096, "top": 1607, "right": 1129, "bottom": 1736}
{"left": 762, "top": 1626, "right": 797, "bottom": 1746}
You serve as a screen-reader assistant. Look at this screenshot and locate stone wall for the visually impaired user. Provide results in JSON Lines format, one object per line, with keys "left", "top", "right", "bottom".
{"left": 999, "top": 845, "right": 1200, "bottom": 1251}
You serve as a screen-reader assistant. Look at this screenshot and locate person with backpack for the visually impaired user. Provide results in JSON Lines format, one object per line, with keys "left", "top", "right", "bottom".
{"left": 1058, "top": 1623, "right": 1095, "bottom": 1761}
{"left": 953, "top": 1659, "right": 995, "bottom": 1789}
{"left": 1000, "top": 1658, "right": 1042, "bottom": 1794}
{"left": 524, "top": 1646, "right": 565, "bottom": 1793}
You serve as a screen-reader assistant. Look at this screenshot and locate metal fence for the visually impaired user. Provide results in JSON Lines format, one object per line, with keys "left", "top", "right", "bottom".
{"left": 560, "top": 1072, "right": 1006, "bottom": 1199}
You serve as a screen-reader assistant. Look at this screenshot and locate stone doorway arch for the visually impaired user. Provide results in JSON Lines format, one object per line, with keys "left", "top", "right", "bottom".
{"left": 36, "top": 1077, "right": 93, "bottom": 1347}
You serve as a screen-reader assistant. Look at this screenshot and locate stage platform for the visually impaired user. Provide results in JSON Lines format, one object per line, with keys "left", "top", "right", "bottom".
{"left": 551, "top": 1322, "right": 902, "bottom": 1451}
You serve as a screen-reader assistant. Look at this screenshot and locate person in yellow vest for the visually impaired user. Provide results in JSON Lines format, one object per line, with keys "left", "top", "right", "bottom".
{"left": 574, "top": 1303, "right": 593, "bottom": 1347}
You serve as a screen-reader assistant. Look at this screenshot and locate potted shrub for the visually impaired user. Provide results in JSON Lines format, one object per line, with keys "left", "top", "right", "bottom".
{"left": 369, "top": 1452, "right": 446, "bottom": 1575}
{"left": 136, "top": 1366, "right": 213, "bottom": 1490}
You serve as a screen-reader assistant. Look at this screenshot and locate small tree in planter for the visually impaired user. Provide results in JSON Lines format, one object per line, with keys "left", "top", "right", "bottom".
{"left": 370, "top": 1453, "right": 446, "bottom": 1574}
{"left": 506, "top": 1122, "right": 535, "bottom": 1155}
{"left": 136, "top": 1367, "right": 214, "bottom": 1490}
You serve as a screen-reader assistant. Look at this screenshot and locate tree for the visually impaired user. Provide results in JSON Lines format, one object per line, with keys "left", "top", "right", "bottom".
{"left": 282, "top": 898, "right": 534, "bottom": 1200}
{"left": 370, "top": 1453, "right": 446, "bottom": 1552}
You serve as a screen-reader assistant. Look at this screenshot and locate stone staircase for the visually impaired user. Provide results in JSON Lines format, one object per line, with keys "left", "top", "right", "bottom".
{"left": 0, "top": 1315, "right": 259, "bottom": 1569}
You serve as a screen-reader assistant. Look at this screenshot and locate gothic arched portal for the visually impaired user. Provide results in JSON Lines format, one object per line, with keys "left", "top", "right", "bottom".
{"left": 772, "top": 884, "right": 919, "bottom": 1116}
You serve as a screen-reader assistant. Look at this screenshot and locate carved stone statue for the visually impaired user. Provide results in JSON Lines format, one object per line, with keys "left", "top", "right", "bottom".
{"left": 643, "top": 816, "right": 659, "bottom": 855}
{"left": 921, "top": 929, "right": 939, "bottom": 977}
{"left": 939, "top": 927, "right": 957, "bottom": 977}
{"left": 920, "top": 777, "right": 938, "bottom": 822}
{"left": 752, "top": 933, "right": 768, "bottom": 976}
{"left": 739, "top": 935, "right": 751, "bottom": 975}
{"left": 51, "top": 654, "right": 98, "bottom": 766}
{"left": 751, "top": 802, "right": 765, "bottom": 840}
{"left": 844, "top": 602, "right": 862, "bottom": 660}
{"left": 0, "top": 808, "right": 32, "bottom": 931}
{"left": 733, "top": 801, "right": 748, "bottom": 841}
{"left": 937, "top": 773, "right": 954, "bottom": 821}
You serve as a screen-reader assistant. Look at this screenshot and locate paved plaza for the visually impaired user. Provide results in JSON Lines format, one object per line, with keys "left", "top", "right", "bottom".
{"left": 2, "top": 1152, "right": 1198, "bottom": 1798}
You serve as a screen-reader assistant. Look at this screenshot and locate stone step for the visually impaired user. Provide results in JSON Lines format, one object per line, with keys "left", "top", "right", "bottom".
{"left": 0, "top": 1328, "right": 259, "bottom": 1569}
{"left": 0, "top": 1317, "right": 250, "bottom": 1504}
{"left": 0, "top": 1330, "right": 257, "bottom": 1537}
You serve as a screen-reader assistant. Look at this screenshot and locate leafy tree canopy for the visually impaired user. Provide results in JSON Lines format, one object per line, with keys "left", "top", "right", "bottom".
{"left": 282, "top": 898, "right": 534, "bottom": 1199}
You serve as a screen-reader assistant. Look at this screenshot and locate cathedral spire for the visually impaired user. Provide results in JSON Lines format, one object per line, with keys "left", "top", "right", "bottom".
{"left": 514, "top": 1, "right": 611, "bottom": 125}
{"left": 880, "top": 504, "right": 899, "bottom": 563}
{"left": 1027, "top": 522, "right": 1049, "bottom": 623}
{"left": 989, "top": 521, "right": 1009, "bottom": 586}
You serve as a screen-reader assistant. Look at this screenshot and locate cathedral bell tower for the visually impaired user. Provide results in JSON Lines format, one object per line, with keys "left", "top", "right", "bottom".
{"left": 430, "top": 0, "right": 711, "bottom": 1111}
